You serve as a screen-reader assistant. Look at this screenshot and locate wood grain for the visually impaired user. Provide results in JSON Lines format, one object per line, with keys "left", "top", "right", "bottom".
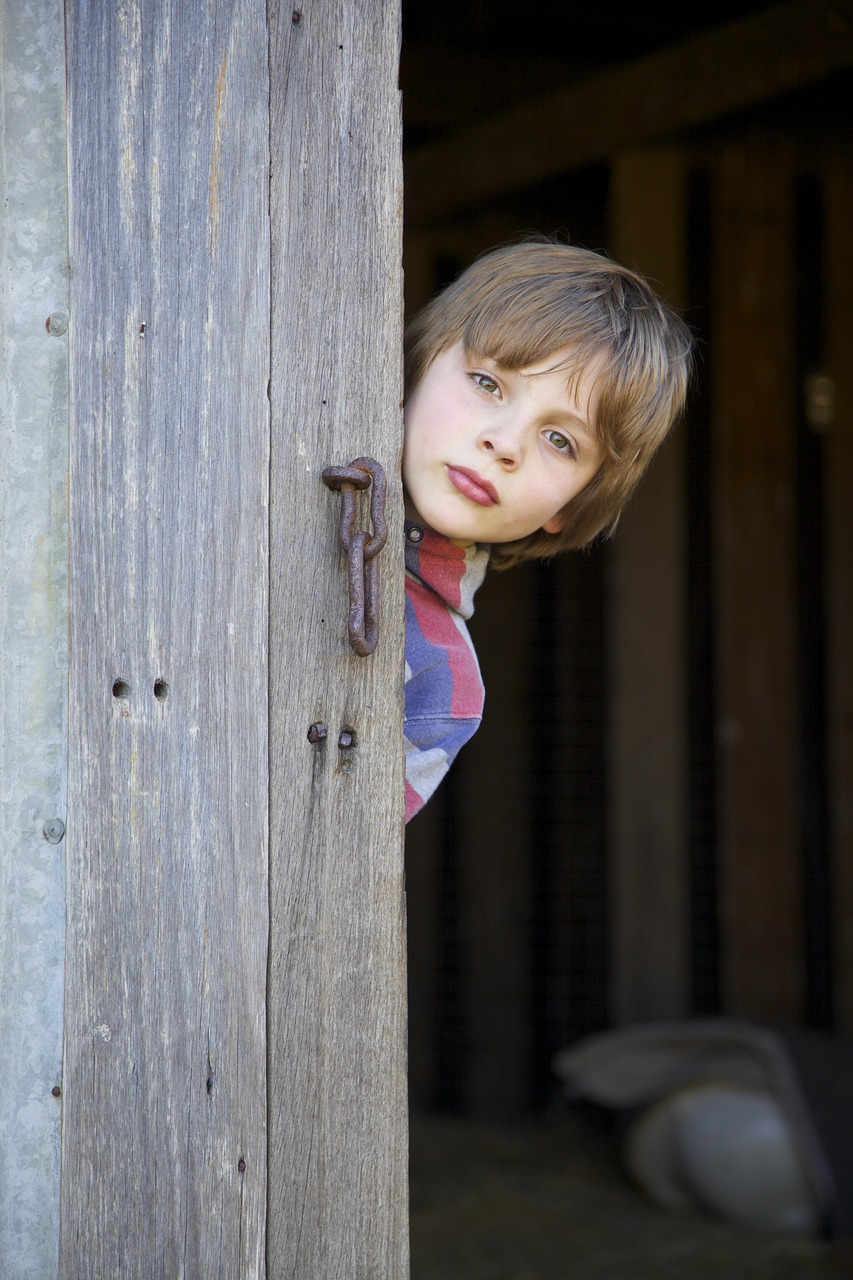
{"left": 61, "top": 1, "right": 270, "bottom": 1274}
{"left": 267, "top": 1, "right": 408, "bottom": 1277}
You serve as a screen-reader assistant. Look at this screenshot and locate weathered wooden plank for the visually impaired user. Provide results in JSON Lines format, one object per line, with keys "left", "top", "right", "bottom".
{"left": 607, "top": 149, "right": 690, "bottom": 1023}
{"left": 267, "top": 2, "right": 407, "bottom": 1277}
{"left": 826, "top": 149, "right": 853, "bottom": 1036}
{"left": 712, "top": 140, "right": 803, "bottom": 1022}
{"left": 61, "top": 2, "right": 270, "bottom": 1275}
{"left": 404, "top": 0, "right": 853, "bottom": 225}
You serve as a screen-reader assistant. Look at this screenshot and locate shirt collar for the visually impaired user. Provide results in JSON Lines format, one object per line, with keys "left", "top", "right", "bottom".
{"left": 404, "top": 522, "right": 489, "bottom": 620}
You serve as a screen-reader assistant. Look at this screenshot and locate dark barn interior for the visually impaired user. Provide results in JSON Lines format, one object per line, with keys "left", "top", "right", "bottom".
{"left": 399, "top": 2, "right": 853, "bottom": 1274}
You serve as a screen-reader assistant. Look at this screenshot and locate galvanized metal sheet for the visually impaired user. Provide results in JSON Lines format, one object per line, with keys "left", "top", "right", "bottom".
{"left": 0, "top": 1, "right": 68, "bottom": 1275}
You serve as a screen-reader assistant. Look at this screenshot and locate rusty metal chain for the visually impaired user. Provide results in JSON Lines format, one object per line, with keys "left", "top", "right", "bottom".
{"left": 321, "top": 457, "right": 388, "bottom": 656}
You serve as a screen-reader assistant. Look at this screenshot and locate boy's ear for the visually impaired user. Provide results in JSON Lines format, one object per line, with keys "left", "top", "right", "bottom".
{"left": 542, "top": 513, "right": 564, "bottom": 534}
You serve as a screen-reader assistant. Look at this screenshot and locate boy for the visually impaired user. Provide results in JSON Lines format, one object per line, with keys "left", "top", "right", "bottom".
{"left": 402, "top": 238, "right": 693, "bottom": 822}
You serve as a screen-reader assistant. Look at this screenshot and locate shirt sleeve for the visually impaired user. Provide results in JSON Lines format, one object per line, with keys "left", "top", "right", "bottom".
{"left": 404, "top": 710, "right": 482, "bottom": 822}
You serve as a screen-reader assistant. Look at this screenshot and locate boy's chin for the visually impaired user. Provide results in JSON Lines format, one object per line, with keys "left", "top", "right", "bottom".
{"left": 404, "top": 497, "right": 563, "bottom": 545}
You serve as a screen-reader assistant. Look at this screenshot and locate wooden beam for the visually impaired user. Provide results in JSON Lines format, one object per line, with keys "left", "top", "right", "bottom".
{"left": 712, "top": 140, "right": 803, "bottom": 1022}
{"left": 405, "top": 0, "right": 853, "bottom": 225}
{"left": 607, "top": 149, "right": 690, "bottom": 1025}
{"left": 400, "top": 45, "right": 581, "bottom": 135}
{"left": 826, "top": 149, "right": 853, "bottom": 1036}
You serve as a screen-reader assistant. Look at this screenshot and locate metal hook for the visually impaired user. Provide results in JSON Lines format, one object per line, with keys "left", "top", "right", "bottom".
{"left": 322, "top": 457, "right": 387, "bottom": 656}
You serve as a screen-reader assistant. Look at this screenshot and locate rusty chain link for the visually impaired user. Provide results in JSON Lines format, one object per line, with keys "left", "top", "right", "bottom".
{"left": 321, "top": 457, "right": 388, "bottom": 656}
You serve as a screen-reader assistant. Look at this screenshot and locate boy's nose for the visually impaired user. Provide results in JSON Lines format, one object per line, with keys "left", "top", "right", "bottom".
{"left": 479, "top": 420, "right": 524, "bottom": 468}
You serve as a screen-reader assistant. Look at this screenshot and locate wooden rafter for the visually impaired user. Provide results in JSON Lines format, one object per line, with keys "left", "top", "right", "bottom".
{"left": 404, "top": 0, "right": 853, "bottom": 224}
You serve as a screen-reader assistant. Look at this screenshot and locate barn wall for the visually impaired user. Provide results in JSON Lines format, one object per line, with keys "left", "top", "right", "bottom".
{"left": 0, "top": 2, "right": 68, "bottom": 1273}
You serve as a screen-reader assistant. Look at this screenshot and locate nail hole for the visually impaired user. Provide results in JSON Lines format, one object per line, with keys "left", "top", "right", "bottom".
{"left": 112, "top": 680, "right": 130, "bottom": 700}
{"left": 154, "top": 679, "right": 169, "bottom": 701}
{"left": 237, "top": 1157, "right": 246, "bottom": 1173}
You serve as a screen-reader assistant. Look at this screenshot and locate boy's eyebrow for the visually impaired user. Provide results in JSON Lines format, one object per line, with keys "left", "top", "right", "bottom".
{"left": 521, "top": 370, "right": 601, "bottom": 434}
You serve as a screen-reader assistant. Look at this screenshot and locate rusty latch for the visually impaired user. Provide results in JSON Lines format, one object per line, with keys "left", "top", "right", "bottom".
{"left": 322, "top": 457, "right": 388, "bottom": 656}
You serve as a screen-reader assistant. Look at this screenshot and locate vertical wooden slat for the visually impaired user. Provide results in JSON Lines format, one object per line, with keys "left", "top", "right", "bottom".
{"left": 405, "top": 800, "right": 445, "bottom": 1110}
{"left": 61, "top": 2, "right": 270, "bottom": 1275}
{"left": 267, "top": 2, "right": 408, "bottom": 1276}
{"left": 712, "top": 139, "right": 803, "bottom": 1022}
{"left": 607, "top": 148, "right": 690, "bottom": 1023}
{"left": 825, "top": 149, "right": 853, "bottom": 1036}
{"left": 461, "top": 568, "right": 535, "bottom": 1115}
{"left": 546, "top": 548, "right": 609, "bottom": 1052}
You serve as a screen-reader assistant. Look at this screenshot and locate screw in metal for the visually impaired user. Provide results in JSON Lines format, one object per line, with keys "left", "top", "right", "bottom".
{"left": 51, "top": 1085, "right": 61, "bottom": 1098}
{"left": 307, "top": 722, "right": 328, "bottom": 744}
{"left": 43, "top": 818, "right": 66, "bottom": 844}
{"left": 46, "top": 311, "right": 69, "bottom": 337}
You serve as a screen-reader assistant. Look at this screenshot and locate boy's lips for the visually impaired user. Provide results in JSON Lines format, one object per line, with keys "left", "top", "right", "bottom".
{"left": 446, "top": 465, "right": 499, "bottom": 506}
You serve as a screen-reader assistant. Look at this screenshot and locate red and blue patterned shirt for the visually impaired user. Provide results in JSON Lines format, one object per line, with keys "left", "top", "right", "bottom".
{"left": 404, "top": 522, "right": 489, "bottom": 822}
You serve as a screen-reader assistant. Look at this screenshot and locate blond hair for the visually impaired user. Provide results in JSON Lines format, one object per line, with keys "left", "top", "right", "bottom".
{"left": 404, "top": 239, "right": 693, "bottom": 568}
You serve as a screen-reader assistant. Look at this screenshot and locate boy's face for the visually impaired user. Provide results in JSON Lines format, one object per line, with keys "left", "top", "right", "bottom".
{"left": 402, "top": 341, "right": 604, "bottom": 545}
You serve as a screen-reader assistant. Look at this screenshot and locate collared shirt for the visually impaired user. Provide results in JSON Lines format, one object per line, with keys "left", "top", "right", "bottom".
{"left": 404, "top": 522, "right": 489, "bottom": 822}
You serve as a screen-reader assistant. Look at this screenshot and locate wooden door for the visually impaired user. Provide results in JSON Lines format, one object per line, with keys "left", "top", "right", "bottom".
{"left": 60, "top": 2, "right": 405, "bottom": 1276}
{"left": 266, "top": 3, "right": 407, "bottom": 1277}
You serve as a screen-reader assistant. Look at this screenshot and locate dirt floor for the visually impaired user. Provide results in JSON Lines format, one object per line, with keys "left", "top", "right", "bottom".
{"left": 409, "top": 1107, "right": 853, "bottom": 1280}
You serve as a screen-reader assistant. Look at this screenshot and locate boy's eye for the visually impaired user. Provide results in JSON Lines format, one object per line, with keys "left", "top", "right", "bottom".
{"left": 545, "top": 429, "right": 576, "bottom": 457}
{"left": 470, "top": 371, "right": 500, "bottom": 395}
